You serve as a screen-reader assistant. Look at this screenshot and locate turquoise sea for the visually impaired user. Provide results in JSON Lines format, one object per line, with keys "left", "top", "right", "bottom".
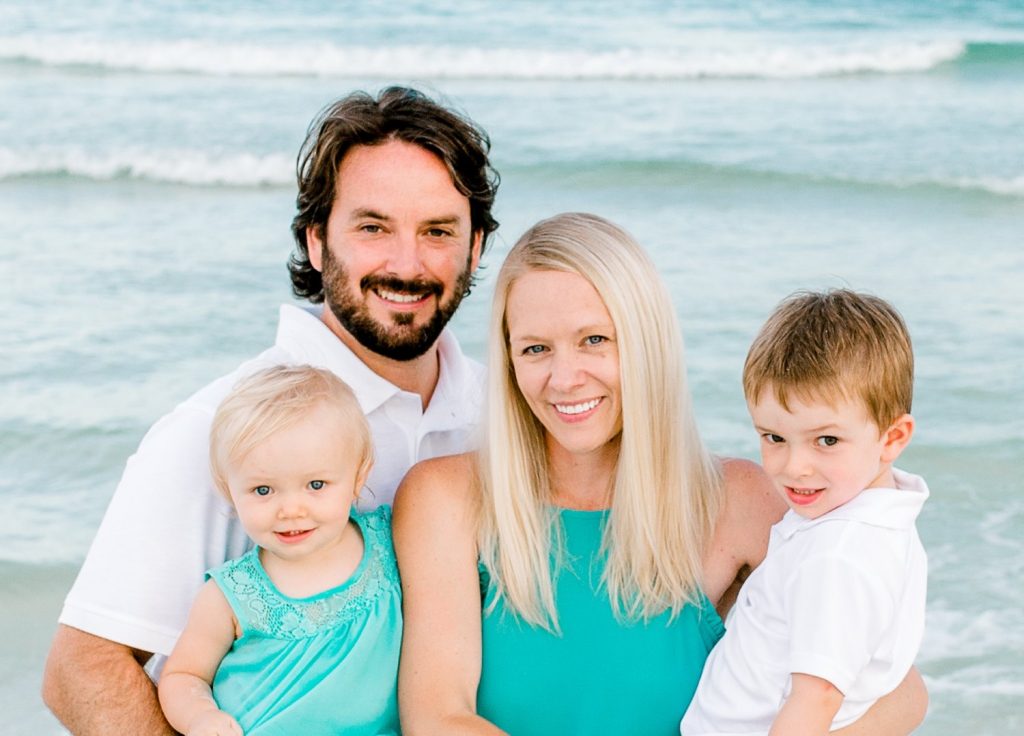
{"left": 2, "top": 2, "right": 1022, "bottom": 733}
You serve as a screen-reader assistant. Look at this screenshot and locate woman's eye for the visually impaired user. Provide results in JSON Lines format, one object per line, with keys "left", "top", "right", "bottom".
{"left": 816, "top": 436, "right": 839, "bottom": 447}
{"left": 253, "top": 485, "right": 272, "bottom": 496}
{"left": 584, "top": 335, "right": 607, "bottom": 346}
{"left": 309, "top": 480, "right": 325, "bottom": 490}
{"left": 523, "top": 344, "right": 546, "bottom": 355}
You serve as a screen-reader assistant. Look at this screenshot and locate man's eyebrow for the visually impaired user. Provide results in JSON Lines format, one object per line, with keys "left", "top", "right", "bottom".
{"left": 349, "top": 208, "right": 391, "bottom": 221}
{"left": 423, "top": 215, "right": 463, "bottom": 226}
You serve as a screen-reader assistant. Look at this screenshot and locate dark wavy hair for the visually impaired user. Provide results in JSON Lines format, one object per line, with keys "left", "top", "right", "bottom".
{"left": 289, "top": 87, "right": 500, "bottom": 303}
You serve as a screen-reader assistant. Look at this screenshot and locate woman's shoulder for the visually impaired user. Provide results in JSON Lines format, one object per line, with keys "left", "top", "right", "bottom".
{"left": 392, "top": 452, "right": 480, "bottom": 534}
{"left": 703, "top": 457, "right": 786, "bottom": 613}
{"left": 719, "top": 457, "right": 781, "bottom": 518}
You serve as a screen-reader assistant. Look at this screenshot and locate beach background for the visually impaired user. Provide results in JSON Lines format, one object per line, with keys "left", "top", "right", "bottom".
{"left": 2, "top": 1, "right": 1022, "bottom": 733}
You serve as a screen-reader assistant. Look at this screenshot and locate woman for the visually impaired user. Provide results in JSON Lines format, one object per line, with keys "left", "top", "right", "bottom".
{"left": 394, "top": 213, "right": 926, "bottom": 735}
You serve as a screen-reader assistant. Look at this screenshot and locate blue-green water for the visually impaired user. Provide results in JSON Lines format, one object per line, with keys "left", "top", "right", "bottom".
{"left": 2, "top": 2, "right": 1022, "bottom": 734}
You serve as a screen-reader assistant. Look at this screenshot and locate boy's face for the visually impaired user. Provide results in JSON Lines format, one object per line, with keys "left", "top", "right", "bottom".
{"left": 748, "top": 390, "right": 897, "bottom": 519}
{"left": 225, "top": 403, "right": 369, "bottom": 563}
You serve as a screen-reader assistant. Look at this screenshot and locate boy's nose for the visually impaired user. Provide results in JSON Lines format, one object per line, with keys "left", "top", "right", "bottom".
{"left": 783, "top": 449, "right": 813, "bottom": 479}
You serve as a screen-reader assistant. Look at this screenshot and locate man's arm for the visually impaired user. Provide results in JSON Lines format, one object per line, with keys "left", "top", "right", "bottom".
{"left": 42, "top": 625, "right": 177, "bottom": 735}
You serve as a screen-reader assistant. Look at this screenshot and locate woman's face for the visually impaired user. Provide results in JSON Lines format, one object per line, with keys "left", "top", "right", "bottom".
{"left": 505, "top": 269, "right": 622, "bottom": 460}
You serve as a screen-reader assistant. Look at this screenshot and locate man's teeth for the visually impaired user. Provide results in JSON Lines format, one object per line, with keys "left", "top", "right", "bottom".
{"left": 378, "top": 289, "right": 424, "bottom": 303}
{"left": 555, "top": 398, "right": 601, "bottom": 415}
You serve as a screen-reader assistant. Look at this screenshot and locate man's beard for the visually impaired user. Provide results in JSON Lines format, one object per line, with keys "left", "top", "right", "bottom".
{"left": 320, "top": 243, "right": 473, "bottom": 362}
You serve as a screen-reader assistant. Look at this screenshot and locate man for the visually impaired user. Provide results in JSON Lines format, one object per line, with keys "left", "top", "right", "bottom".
{"left": 42, "top": 86, "right": 499, "bottom": 734}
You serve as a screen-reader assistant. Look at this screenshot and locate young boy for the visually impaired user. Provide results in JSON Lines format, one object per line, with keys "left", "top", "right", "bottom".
{"left": 681, "top": 289, "right": 928, "bottom": 735}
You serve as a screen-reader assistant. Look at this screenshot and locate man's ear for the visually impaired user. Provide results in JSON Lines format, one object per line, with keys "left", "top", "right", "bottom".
{"left": 469, "top": 229, "right": 483, "bottom": 274}
{"left": 307, "top": 225, "right": 325, "bottom": 273}
{"left": 880, "top": 413, "right": 915, "bottom": 464}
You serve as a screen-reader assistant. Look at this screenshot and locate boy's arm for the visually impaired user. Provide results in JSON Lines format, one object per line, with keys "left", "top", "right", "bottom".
{"left": 769, "top": 673, "right": 844, "bottom": 736}
{"left": 157, "top": 580, "right": 241, "bottom": 735}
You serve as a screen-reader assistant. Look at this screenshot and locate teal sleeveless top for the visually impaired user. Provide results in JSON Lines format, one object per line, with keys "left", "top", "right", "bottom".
{"left": 208, "top": 506, "right": 401, "bottom": 736}
{"left": 477, "top": 508, "right": 724, "bottom": 736}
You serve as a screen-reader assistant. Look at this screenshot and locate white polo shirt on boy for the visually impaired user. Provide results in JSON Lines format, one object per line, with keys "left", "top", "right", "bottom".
{"left": 681, "top": 468, "right": 928, "bottom": 735}
{"left": 59, "top": 303, "right": 483, "bottom": 664}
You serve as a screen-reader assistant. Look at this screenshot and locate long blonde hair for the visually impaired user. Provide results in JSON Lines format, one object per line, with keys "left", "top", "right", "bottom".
{"left": 478, "top": 213, "right": 723, "bottom": 630}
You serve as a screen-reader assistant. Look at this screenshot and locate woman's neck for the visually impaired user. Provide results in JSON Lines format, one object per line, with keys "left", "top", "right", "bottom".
{"left": 546, "top": 437, "right": 619, "bottom": 511}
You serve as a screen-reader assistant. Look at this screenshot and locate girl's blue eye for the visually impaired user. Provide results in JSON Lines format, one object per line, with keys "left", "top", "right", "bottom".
{"left": 585, "top": 335, "right": 606, "bottom": 345}
{"left": 817, "top": 436, "right": 839, "bottom": 447}
{"left": 253, "top": 485, "right": 272, "bottom": 496}
{"left": 309, "top": 480, "right": 325, "bottom": 490}
{"left": 523, "top": 344, "right": 545, "bottom": 355}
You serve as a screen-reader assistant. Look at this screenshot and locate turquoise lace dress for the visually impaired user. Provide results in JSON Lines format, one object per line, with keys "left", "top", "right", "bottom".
{"left": 208, "top": 506, "right": 401, "bottom": 736}
{"left": 477, "top": 507, "right": 724, "bottom": 735}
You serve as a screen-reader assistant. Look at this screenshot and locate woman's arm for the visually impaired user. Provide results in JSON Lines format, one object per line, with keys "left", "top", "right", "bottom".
{"left": 157, "top": 580, "right": 241, "bottom": 735}
{"left": 393, "top": 455, "right": 507, "bottom": 736}
{"left": 702, "top": 458, "right": 786, "bottom": 618}
{"left": 833, "top": 668, "right": 928, "bottom": 736}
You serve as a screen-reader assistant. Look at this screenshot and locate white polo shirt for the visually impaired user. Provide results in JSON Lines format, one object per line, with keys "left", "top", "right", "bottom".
{"left": 59, "top": 304, "right": 483, "bottom": 660}
{"left": 681, "top": 468, "right": 928, "bottom": 735}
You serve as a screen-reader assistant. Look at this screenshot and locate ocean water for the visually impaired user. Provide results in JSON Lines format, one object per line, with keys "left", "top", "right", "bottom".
{"left": 2, "top": 1, "right": 1022, "bottom": 733}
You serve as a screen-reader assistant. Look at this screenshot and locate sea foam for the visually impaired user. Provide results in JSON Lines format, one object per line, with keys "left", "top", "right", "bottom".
{"left": 0, "top": 36, "right": 967, "bottom": 79}
{"left": 0, "top": 147, "right": 293, "bottom": 186}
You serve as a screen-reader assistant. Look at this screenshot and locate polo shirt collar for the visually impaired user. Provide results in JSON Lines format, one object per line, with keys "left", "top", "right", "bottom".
{"left": 775, "top": 468, "right": 929, "bottom": 540}
{"left": 273, "top": 304, "right": 482, "bottom": 422}
{"left": 427, "top": 328, "right": 484, "bottom": 432}
{"left": 274, "top": 304, "right": 400, "bottom": 414}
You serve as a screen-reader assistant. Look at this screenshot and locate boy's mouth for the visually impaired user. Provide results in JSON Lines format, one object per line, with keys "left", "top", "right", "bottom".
{"left": 785, "top": 486, "right": 823, "bottom": 506}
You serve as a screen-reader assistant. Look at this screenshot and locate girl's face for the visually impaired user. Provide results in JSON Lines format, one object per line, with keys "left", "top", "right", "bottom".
{"left": 225, "top": 403, "right": 368, "bottom": 564}
{"left": 505, "top": 269, "right": 622, "bottom": 463}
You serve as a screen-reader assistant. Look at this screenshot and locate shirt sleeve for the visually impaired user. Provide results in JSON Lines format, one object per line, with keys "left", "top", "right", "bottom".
{"left": 784, "top": 551, "right": 898, "bottom": 694}
{"left": 59, "top": 398, "right": 250, "bottom": 657}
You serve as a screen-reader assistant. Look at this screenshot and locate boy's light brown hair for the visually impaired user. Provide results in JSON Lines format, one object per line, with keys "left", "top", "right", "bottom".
{"left": 742, "top": 289, "right": 913, "bottom": 430}
{"left": 209, "top": 364, "right": 373, "bottom": 500}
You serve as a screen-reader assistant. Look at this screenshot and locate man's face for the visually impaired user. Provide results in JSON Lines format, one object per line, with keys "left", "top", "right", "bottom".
{"left": 308, "top": 139, "right": 481, "bottom": 362}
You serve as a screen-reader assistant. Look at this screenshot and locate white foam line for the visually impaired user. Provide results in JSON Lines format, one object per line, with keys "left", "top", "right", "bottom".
{"left": 0, "top": 147, "right": 293, "bottom": 186}
{"left": 0, "top": 36, "right": 967, "bottom": 79}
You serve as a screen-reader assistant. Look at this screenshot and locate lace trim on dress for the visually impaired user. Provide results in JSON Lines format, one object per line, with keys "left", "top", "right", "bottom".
{"left": 217, "top": 508, "right": 398, "bottom": 639}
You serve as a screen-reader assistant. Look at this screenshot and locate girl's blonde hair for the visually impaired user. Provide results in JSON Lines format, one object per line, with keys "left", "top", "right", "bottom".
{"left": 210, "top": 364, "right": 373, "bottom": 499}
{"left": 478, "top": 212, "right": 723, "bottom": 630}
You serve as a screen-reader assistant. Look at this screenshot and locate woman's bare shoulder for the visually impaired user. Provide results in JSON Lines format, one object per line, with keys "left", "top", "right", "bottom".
{"left": 712, "top": 458, "right": 786, "bottom": 570}
{"left": 702, "top": 457, "right": 785, "bottom": 614}
{"left": 392, "top": 452, "right": 480, "bottom": 533}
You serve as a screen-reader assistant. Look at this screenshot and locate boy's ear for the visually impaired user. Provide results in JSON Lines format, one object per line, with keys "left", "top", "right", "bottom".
{"left": 880, "top": 413, "right": 915, "bottom": 464}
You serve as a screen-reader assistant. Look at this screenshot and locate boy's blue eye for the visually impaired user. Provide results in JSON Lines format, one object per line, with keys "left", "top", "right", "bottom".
{"left": 253, "top": 485, "right": 272, "bottom": 496}
{"left": 309, "top": 480, "right": 325, "bottom": 490}
{"left": 817, "top": 436, "right": 839, "bottom": 447}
